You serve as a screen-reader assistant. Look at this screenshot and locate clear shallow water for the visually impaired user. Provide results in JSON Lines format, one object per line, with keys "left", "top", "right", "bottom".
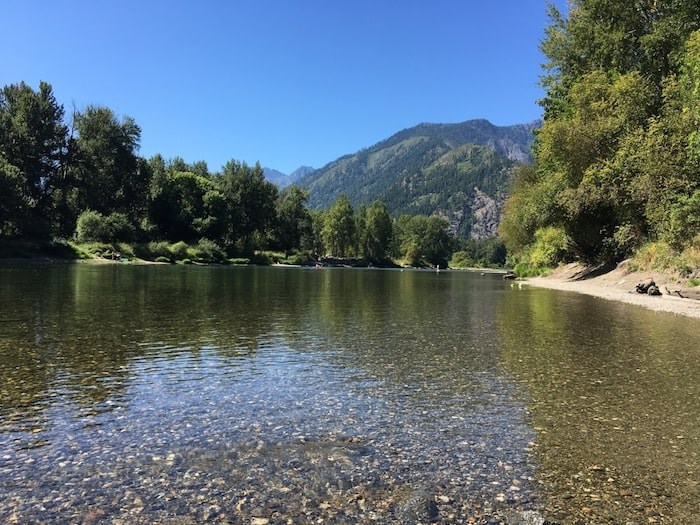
{"left": 0, "top": 265, "right": 698, "bottom": 524}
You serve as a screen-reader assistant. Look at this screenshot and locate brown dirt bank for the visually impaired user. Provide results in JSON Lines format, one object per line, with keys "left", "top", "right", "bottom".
{"left": 525, "top": 261, "right": 700, "bottom": 319}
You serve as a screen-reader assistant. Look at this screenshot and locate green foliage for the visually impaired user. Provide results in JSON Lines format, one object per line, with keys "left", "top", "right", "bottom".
{"left": 75, "top": 210, "right": 113, "bottom": 243}
{"left": 503, "top": 5, "right": 700, "bottom": 268}
{"left": 75, "top": 210, "right": 134, "bottom": 243}
{"left": 0, "top": 157, "right": 25, "bottom": 238}
{"left": 168, "top": 241, "right": 190, "bottom": 261}
{"left": 395, "top": 214, "right": 453, "bottom": 267}
{"left": 632, "top": 241, "right": 700, "bottom": 278}
{"left": 449, "top": 251, "right": 474, "bottom": 269}
{"left": 662, "top": 188, "right": 700, "bottom": 250}
{"left": 529, "top": 226, "right": 571, "bottom": 267}
{"left": 71, "top": 105, "right": 142, "bottom": 223}
{"left": 282, "top": 252, "right": 312, "bottom": 265}
{"left": 0, "top": 80, "right": 497, "bottom": 268}
{"left": 107, "top": 213, "right": 135, "bottom": 242}
{"left": 360, "top": 200, "right": 394, "bottom": 262}
{"left": 513, "top": 261, "right": 549, "bottom": 278}
{"left": 146, "top": 241, "right": 171, "bottom": 260}
{"left": 218, "top": 160, "right": 278, "bottom": 253}
{"left": 274, "top": 185, "right": 312, "bottom": 251}
{"left": 0, "top": 81, "right": 67, "bottom": 238}
{"left": 453, "top": 238, "right": 507, "bottom": 268}
{"left": 322, "top": 195, "right": 356, "bottom": 257}
{"left": 249, "top": 252, "right": 272, "bottom": 265}
{"left": 155, "top": 256, "right": 171, "bottom": 264}
{"left": 0, "top": 239, "right": 83, "bottom": 259}
{"left": 191, "top": 238, "right": 226, "bottom": 263}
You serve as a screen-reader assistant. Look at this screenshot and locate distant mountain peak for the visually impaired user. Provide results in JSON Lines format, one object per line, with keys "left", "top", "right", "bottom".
{"left": 263, "top": 165, "right": 315, "bottom": 187}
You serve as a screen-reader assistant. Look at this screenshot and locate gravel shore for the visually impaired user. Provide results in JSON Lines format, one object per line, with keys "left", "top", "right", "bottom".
{"left": 525, "top": 262, "right": 700, "bottom": 319}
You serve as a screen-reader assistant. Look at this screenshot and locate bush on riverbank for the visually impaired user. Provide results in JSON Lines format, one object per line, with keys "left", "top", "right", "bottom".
{"left": 629, "top": 241, "right": 700, "bottom": 285}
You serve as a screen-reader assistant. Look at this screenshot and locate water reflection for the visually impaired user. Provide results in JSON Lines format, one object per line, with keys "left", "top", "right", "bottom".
{"left": 498, "top": 287, "right": 700, "bottom": 523}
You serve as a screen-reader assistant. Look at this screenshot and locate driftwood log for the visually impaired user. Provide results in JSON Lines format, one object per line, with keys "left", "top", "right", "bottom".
{"left": 636, "top": 278, "right": 657, "bottom": 294}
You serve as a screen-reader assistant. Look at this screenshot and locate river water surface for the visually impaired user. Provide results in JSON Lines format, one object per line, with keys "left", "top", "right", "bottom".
{"left": 0, "top": 265, "right": 698, "bottom": 524}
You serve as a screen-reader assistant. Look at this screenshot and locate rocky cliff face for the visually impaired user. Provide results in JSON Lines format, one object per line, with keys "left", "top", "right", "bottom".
{"left": 468, "top": 188, "right": 503, "bottom": 239}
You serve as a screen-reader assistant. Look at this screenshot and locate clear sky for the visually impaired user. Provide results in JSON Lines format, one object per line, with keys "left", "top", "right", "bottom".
{"left": 2, "top": 1, "right": 567, "bottom": 174}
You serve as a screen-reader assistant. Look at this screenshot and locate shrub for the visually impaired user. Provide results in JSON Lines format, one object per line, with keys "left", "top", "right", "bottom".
{"left": 192, "top": 238, "right": 226, "bottom": 263}
{"left": 249, "top": 252, "right": 272, "bottom": 265}
{"left": 529, "top": 226, "right": 571, "bottom": 267}
{"left": 80, "top": 242, "right": 113, "bottom": 257}
{"left": 108, "top": 213, "right": 135, "bottom": 242}
{"left": 283, "top": 253, "right": 310, "bottom": 265}
{"left": 75, "top": 210, "right": 113, "bottom": 243}
{"left": 449, "top": 251, "right": 474, "bottom": 269}
{"left": 155, "top": 256, "right": 171, "bottom": 264}
{"left": 663, "top": 190, "right": 700, "bottom": 250}
{"left": 169, "top": 241, "right": 190, "bottom": 261}
{"left": 513, "top": 261, "right": 548, "bottom": 277}
{"left": 74, "top": 210, "right": 136, "bottom": 243}
{"left": 146, "top": 241, "right": 171, "bottom": 260}
{"left": 633, "top": 241, "right": 677, "bottom": 271}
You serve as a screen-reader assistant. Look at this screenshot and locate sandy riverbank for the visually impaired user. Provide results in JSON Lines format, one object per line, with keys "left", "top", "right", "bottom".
{"left": 524, "top": 262, "right": 700, "bottom": 319}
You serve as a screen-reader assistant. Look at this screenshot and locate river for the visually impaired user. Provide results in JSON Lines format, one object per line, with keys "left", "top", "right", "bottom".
{"left": 0, "top": 265, "right": 698, "bottom": 523}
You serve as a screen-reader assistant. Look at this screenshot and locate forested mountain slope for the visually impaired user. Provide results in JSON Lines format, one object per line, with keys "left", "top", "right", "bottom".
{"left": 298, "top": 119, "right": 539, "bottom": 239}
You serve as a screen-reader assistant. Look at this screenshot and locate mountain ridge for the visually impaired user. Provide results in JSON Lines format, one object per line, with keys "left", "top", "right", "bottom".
{"left": 263, "top": 165, "right": 314, "bottom": 187}
{"left": 296, "top": 119, "right": 539, "bottom": 239}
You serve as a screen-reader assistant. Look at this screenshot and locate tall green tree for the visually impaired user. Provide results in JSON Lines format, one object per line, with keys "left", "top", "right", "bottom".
{"left": 274, "top": 185, "right": 312, "bottom": 252}
{"left": 396, "top": 214, "right": 452, "bottom": 267}
{"left": 217, "top": 160, "right": 278, "bottom": 253}
{"left": 71, "top": 106, "right": 144, "bottom": 221}
{"left": 0, "top": 157, "right": 24, "bottom": 237}
{"left": 322, "top": 195, "right": 356, "bottom": 257}
{"left": 0, "top": 81, "right": 67, "bottom": 238}
{"left": 361, "top": 200, "right": 393, "bottom": 262}
{"left": 149, "top": 170, "right": 218, "bottom": 242}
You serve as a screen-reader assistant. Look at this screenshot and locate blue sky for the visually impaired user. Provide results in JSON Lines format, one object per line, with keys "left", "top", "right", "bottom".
{"left": 2, "top": 1, "right": 567, "bottom": 174}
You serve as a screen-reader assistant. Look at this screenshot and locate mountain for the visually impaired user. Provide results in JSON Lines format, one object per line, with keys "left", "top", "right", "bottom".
{"left": 297, "top": 119, "right": 539, "bottom": 239}
{"left": 289, "top": 165, "right": 315, "bottom": 180}
{"left": 263, "top": 165, "right": 314, "bottom": 188}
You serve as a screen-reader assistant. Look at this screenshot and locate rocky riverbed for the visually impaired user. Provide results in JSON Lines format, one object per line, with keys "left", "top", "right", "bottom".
{"left": 0, "top": 346, "right": 548, "bottom": 524}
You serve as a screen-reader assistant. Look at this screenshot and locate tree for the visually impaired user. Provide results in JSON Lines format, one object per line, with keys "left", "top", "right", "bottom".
{"left": 0, "top": 81, "right": 67, "bottom": 238}
{"left": 71, "top": 106, "right": 144, "bottom": 221}
{"left": 0, "top": 157, "right": 24, "bottom": 237}
{"left": 274, "top": 185, "right": 312, "bottom": 252}
{"left": 503, "top": 2, "right": 700, "bottom": 264}
{"left": 217, "top": 160, "right": 278, "bottom": 253}
{"left": 307, "top": 210, "right": 326, "bottom": 256}
{"left": 322, "top": 195, "right": 356, "bottom": 257}
{"left": 149, "top": 169, "right": 218, "bottom": 242}
{"left": 396, "top": 214, "right": 452, "bottom": 267}
{"left": 361, "top": 200, "right": 393, "bottom": 262}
